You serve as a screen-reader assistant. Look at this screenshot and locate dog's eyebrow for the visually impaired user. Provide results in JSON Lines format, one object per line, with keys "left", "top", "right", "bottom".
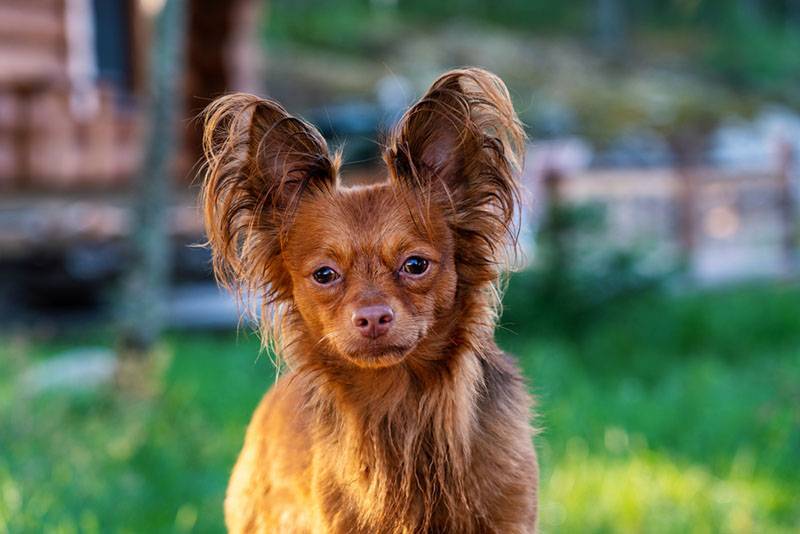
{"left": 301, "top": 244, "right": 348, "bottom": 266}
{"left": 380, "top": 236, "right": 440, "bottom": 262}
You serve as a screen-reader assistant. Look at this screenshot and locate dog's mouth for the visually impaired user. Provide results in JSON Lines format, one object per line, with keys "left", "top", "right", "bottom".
{"left": 340, "top": 342, "right": 415, "bottom": 368}
{"left": 326, "top": 326, "right": 427, "bottom": 369}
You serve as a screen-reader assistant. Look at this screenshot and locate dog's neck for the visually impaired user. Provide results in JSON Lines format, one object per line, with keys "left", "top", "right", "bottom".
{"left": 285, "top": 289, "right": 499, "bottom": 528}
{"left": 312, "top": 347, "right": 489, "bottom": 529}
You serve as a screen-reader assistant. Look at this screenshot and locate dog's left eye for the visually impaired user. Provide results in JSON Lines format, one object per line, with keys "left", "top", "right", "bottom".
{"left": 401, "top": 256, "right": 429, "bottom": 276}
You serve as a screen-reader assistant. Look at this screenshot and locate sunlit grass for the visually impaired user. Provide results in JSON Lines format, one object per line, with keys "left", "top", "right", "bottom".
{"left": 541, "top": 446, "right": 796, "bottom": 534}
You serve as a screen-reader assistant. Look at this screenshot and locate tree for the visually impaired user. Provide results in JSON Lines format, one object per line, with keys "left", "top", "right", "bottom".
{"left": 118, "top": 0, "right": 187, "bottom": 367}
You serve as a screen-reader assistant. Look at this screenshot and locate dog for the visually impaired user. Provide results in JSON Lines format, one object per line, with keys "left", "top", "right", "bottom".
{"left": 201, "top": 67, "right": 538, "bottom": 533}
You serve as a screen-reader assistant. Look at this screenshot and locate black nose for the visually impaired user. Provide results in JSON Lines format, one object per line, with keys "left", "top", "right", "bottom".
{"left": 351, "top": 305, "right": 394, "bottom": 339}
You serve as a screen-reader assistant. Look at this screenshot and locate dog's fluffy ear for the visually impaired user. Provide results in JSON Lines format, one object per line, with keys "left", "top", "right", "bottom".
{"left": 385, "top": 67, "right": 525, "bottom": 282}
{"left": 201, "top": 94, "right": 337, "bottom": 303}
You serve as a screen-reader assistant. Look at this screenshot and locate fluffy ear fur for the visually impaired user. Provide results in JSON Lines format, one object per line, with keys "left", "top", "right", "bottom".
{"left": 201, "top": 94, "right": 339, "bottom": 305}
{"left": 385, "top": 67, "right": 525, "bottom": 284}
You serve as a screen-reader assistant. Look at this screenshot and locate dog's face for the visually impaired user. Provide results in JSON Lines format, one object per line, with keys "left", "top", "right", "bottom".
{"left": 202, "top": 68, "right": 524, "bottom": 369}
{"left": 283, "top": 186, "right": 457, "bottom": 367}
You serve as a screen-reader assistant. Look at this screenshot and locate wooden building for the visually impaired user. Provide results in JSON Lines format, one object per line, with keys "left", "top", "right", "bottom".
{"left": 0, "top": 0, "right": 262, "bottom": 191}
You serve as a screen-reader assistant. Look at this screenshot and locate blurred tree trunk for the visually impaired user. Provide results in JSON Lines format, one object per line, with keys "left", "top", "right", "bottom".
{"left": 183, "top": 0, "right": 264, "bottom": 175}
{"left": 594, "top": 0, "right": 626, "bottom": 59}
{"left": 184, "top": 0, "right": 238, "bottom": 170}
{"left": 118, "top": 0, "right": 186, "bottom": 366}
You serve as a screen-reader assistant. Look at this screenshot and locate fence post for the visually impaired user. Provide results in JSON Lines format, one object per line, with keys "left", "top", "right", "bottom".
{"left": 668, "top": 132, "right": 706, "bottom": 273}
{"left": 676, "top": 167, "right": 697, "bottom": 264}
{"left": 778, "top": 139, "right": 798, "bottom": 276}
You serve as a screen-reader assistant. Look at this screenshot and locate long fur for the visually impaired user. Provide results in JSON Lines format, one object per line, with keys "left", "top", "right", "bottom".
{"left": 201, "top": 94, "right": 341, "bottom": 338}
{"left": 385, "top": 68, "right": 525, "bottom": 283}
{"left": 201, "top": 67, "right": 538, "bottom": 533}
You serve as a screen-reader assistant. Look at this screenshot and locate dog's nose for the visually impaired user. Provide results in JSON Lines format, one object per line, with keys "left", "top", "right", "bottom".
{"left": 352, "top": 305, "right": 394, "bottom": 339}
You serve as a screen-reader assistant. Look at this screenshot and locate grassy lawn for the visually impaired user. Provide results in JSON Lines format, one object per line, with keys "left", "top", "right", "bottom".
{"left": 1, "top": 281, "right": 799, "bottom": 533}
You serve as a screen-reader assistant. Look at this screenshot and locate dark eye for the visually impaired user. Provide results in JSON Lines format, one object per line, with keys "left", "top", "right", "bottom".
{"left": 401, "top": 256, "right": 429, "bottom": 276}
{"left": 312, "top": 266, "right": 340, "bottom": 285}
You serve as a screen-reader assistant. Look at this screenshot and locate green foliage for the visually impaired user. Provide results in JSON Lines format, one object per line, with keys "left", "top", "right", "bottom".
{"left": 264, "top": 0, "right": 800, "bottom": 98}
{"left": 0, "top": 333, "right": 271, "bottom": 533}
{"left": 264, "top": 0, "right": 591, "bottom": 52}
{"left": 508, "top": 198, "right": 671, "bottom": 337}
{"left": 707, "top": 16, "right": 800, "bottom": 94}
{"left": 501, "top": 282, "right": 800, "bottom": 532}
{"left": 2, "top": 282, "right": 800, "bottom": 531}
{"left": 397, "top": 0, "right": 589, "bottom": 34}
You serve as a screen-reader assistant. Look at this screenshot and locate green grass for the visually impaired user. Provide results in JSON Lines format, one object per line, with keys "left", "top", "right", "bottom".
{"left": 1, "top": 281, "right": 800, "bottom": 532}
{"left": 0, "top": 332, "right": 272, "bottom": 534}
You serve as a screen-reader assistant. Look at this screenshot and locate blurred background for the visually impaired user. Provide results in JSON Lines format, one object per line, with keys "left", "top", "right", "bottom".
{"left": 1, "top": 0, "right": 799, "bottom": 532}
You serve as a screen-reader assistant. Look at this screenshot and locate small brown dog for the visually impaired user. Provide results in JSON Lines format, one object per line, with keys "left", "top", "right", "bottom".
{"left": 201, "top": 67, "right": 538, "bottom": 533}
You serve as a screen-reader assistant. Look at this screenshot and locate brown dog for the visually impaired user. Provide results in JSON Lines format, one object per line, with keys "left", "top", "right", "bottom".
{"left": 201, "top": 67, "right": 538, "bottom": 533}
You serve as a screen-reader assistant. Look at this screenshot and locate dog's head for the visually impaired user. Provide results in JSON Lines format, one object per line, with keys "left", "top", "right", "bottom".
{"left": 202, "top": 68, "right": 524, "bottom": 369}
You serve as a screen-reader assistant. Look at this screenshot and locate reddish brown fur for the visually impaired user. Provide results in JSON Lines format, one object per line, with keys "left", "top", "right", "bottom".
{"left": 201, "top": 68, "right": 538, "bottom": 533}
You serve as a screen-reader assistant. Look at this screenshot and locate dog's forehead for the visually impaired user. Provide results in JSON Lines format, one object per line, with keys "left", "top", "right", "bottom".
{"left": 336, "top": 184, "right": 406, "bottom": 227}
{"left": 291, "top": 183, "right": 427, "bottom": 253}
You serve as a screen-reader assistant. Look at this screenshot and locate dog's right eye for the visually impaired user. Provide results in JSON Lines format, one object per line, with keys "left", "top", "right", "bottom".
{"left": 312, "top": 266, "right": 340, "bottom": 285}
